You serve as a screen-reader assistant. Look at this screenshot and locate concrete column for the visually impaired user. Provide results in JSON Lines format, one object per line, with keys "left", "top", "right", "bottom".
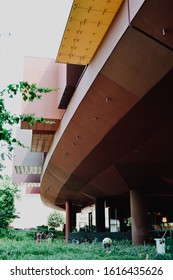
{"left": 117, "top": 209, "right": 130, "bottom": 232}
{"left": 130, "top": 190, "right": 149, "bottom": 245}
{"left": 65, "top": 200, "right": 72, "bottom": 241}
{"left": 71, "top": 209, "right": 77, "bottom": 230}
{"left": 95, "top": 198, "right": 105, "bottom": 232}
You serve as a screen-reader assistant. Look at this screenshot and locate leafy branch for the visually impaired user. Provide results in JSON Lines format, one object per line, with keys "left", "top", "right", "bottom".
{"left": 0, "top": 176, "right": 20, "bottom": 228}
{"left": 0, "top": 81, "right": 55, "bottom": 101}
{"left": 0, "top": 81, "right": 57, "bottom": 171}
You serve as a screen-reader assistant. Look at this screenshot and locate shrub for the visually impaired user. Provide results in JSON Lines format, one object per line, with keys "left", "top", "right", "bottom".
{"left": 0, "top": 230, "right": 173, "bottom": 260}
{"left": 47, "top": 211, "right": 64, "bottom": 228}
{"left": 49, "top": 229, "right": 65, "bottom": 239}
{"left": 36, "top": 225, "right": 48, "bottom": 232}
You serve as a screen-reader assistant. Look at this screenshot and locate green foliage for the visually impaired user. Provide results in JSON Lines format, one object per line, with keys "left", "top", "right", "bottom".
{"left": 0, "top": 176, "right": 20, "bottom": 228}
{"left": 48, "top": 229, "right": 65, "bottom": 239}
{"left": 0, "top": 81, "right": 57, "bottom": 173}
{"left": 1, "top": 81, "right": 54, "bottom": 102}
{"left": 0, "top": 228, "right": 32, "bottom": 241}
{"left": 47, "top": 211, "right": 65, "bottom": 228}
{"left": 0, "top": 229, "right": 173, "bottom": 260}
{"left": 36, "top": 225, "right": 48, "bottom": 232}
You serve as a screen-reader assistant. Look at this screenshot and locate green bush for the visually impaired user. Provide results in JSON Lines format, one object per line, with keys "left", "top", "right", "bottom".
{"left": 0, "top": 228, "right": 36, "bottom": 241}
{"left": 0, "top": 238, "right": 172, "bottom": 260}
{"left": 36, "top": 225, "right": 48, "bottom": 232}
{"left": 0, "top": 228, "right": 7, "bottom": 238}
{"left": 49, "top": 229, "right": 65, "bottom": 239}
{"left": 33, "top": 225, "right": 65, "bottom": 240}
{"left": 0, "top": 230, "right": 173, "bottom": 260}
{"left": 25, "top": 230, "right": 36, "bottom": 239}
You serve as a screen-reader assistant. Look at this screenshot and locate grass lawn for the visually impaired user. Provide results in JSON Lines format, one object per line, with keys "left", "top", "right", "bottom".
{"left": 0, "top": 229, "right": 173, "bottom": 260}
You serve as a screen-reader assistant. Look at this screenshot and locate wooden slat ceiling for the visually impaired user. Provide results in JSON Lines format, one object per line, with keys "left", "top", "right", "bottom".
{"left": 31, "top": 133, "right": 54, "bottom": 153}
{"left": 21, "top": 120, "right": 60, "bottom": 152}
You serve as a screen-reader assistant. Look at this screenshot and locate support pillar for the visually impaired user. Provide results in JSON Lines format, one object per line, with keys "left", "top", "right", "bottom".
{"left": 71, "top": 209, "right": 76, "bottom": 231}
{"left": 130, "top": 190, "right": 149, "bottom": 245}
{"left": 95, "top": 198, "right": 105, "bottom": 232}
{"left": 65, "top": 200, "right": 72, "bottom": 241}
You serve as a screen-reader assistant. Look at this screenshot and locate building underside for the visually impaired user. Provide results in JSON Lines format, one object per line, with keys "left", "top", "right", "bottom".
{"left": 13, "top": 0, "right": 173, "bottom": 244}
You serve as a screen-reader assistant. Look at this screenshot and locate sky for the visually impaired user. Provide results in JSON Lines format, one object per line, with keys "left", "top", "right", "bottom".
{"left": 0, "top": 0, "right": 72, "bottom": 88}
{"left": 0, "top": 0, "right": 73, "bottom": 228}
{"left": 0, "top": 0, "right": 73, "bottom": 173}
{"left": 0, "top": 0, "right": 72, "bottom": 170}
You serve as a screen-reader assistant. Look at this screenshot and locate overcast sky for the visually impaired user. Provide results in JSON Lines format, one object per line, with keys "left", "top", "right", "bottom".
{"left": 0, "top": 0, "right": 72, "bottom": 88}
{"left": 0, "top": 0, "right": 73, "bottom": 57}
{"left": 0, "top": 0, "right": 73, "bottom": 225}
{"left": 0, "top": 0, "right": 73, "bottom": 173}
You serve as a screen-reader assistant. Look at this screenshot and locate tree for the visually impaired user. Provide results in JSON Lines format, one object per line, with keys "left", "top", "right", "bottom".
{"left": 47, "top": 211, "right": 65, "bottom": 229}
{"left": 0, "top": 81, "right": 56, "bottom": 173}
{"left": 0, "top": 176, "right": 20, "bottom": 228}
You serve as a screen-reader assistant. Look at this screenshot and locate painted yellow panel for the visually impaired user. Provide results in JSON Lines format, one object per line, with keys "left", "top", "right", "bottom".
{"left": 71, "top": 7, "right": 116, "bottom": 25}
{"left": 73, "top": 0, "right": 123, "bottom": 11}
{"left": 56, "top": 0, "right": 124, "bottom": 65}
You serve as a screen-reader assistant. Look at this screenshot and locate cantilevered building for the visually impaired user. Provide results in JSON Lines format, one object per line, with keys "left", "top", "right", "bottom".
{"left": 13, "top": 0, "right": 173, "bottom": 245}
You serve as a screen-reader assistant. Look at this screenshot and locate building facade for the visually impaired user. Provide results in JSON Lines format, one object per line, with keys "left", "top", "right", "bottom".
{"left": 13, "top": 0, "right": 173, "bottom": 244}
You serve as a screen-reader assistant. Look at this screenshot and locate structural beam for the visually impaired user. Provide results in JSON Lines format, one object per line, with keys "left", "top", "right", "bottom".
{"left": 130, "top": 190, "right": 149, "bottom": 245}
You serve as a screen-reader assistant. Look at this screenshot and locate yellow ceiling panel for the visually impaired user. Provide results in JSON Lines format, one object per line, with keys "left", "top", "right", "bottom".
{"left": 56, "top": 0, "right": 124, "bottom": 65}
{"left": 65, "top": 21, "right": 79, "bottom": 34}
{"left": 80, "top": 23, "right": 108, "bottom": 40}
{"left": 73, "top": 0, "right": 123, "bottom": 11}
{"left": 58, "top": 53, "right": 91, "bottom": 65}
{"left": 71, "top": 7, "right": 116, "bottom": 25}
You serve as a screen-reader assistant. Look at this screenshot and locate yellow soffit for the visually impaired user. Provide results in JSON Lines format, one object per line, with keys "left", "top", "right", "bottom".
{"left": 56, "top": 0, "right": 124, "bottom": 65}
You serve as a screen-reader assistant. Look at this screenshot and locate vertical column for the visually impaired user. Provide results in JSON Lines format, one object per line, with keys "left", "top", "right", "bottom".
{"left": 108, "top": 207, "right": 111, "bottom": 232}
{"left": 88, "top": 212, "right": 93, "bottom": 231}
{"left": 65, "top": 200, "right": 72, "bottom": 241}
{"left": 95, "top": 197, "right": 105, "bottom": 232}
{"left": 71, "top": 208, "right": 77, "bottom": 231}
{"left": 109, "top": 206, "right": 116, "bottom": 232}
{"left": 130, "top": 190, "right": 149, "bottom": 245}
{"left": 117, "top": 208, "right": 130, "bottom": 232}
